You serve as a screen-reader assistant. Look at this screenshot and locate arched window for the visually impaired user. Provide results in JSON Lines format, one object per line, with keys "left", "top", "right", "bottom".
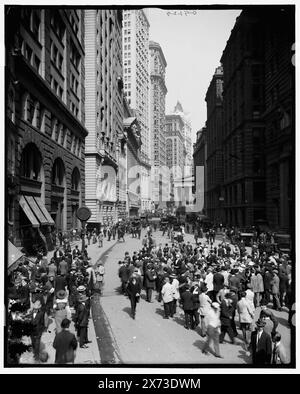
{"left": 20, "top": 143, "right": 42, "bottom": 180}
{"left": 52, "top": 158, "right": 65, "bottom": 186}
{"left": 71, "top": 167, "right": 80, "bottom": 191}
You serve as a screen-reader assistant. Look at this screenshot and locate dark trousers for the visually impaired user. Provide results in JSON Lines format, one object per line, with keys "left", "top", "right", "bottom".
{"left": 172, "top": 299, "right": 178, "bottom": 315}
{"left": 121, "top": 281, "right": 127, "bottom": 294}
{"left": 184, "top": 310, "right": 193, "bottom": 328}
{"left": 263, "top": 289, "right": 271, "bottom": 305}
{"left": 79, "top": 326, "right": 88, "bottom": 347}
{"left": 231, "top": 317, "right": 238, "bottom": 336}
{"left": 202, "top": 326, "right": 220, "bottom": 356}
{"left": 163, "top": 301, "right": 173, "bottom": 318}
{"left": 219, "top": 323, "right": 235, "bottom": 343}
{"left": 146, "top": 288, "right": 153, "bottom": 302}
{"left": 31, "top": 334, "right": 42, "bottom": 361}
{"left": 130, "top": 297, "right": 137, "bottom": 317}
{"left": 192, "top": 309, "right": 200, "bottom": 328}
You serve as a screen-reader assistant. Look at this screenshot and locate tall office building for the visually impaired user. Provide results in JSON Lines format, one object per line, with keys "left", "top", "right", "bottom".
{"left": 173, "top": 101, "right": 193, "bottom": 174}
{"left": 165, "top": 113, "right": 186, "bottom": 208}
{"left": 122, "top": 9, "right": 151, "bottom": 213}
{"left": 84, "top": 10, "right": 123, "bottom": 228}
{"left": 205, "top": 66, "right": 224, "bottom": 223}
{"left": 6, "top": 8, "right": 87, "bottom": 254}
{"left": 149, "top": 41, "right": 167, "bottom": 209}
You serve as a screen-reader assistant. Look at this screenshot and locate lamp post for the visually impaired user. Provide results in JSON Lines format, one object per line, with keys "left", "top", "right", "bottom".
{"left": 76, "top": 207, "right": 92, "bottom": 252}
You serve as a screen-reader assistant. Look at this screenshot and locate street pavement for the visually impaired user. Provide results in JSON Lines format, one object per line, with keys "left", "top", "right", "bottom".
{"left": 98, "top": 229, "right": 291, "bottom": 365}
{"left": 19, "top": 229, "right": 292, "bottom": 365}
{"left": 19, "top": 235, "right": 119, "bottom": 364}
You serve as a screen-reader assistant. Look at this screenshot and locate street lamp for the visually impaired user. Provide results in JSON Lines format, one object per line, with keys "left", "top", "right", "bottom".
{"left": 76, "top": 206, "right": 92, "bottom": 252}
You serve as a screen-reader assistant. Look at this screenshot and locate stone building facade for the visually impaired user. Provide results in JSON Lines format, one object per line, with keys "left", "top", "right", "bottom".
{"left": 6, "top": 7, "right": 87, "bottom": 253}
{"left": 84, "top": 9, "right": 123, "bottom": 229}
{"left": 149, "top": 41, "right": 167, "bottom": 209}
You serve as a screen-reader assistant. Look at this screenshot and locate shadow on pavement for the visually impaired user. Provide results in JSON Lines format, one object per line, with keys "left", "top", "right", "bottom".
{"left": 155, "top": 307, "right": 165, "bottom": 318}
{"left": 122, "top": 306, "right": 132, "bottom": 317}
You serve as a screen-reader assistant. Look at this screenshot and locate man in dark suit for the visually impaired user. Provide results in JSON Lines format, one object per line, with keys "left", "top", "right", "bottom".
{"left": 180, "top": 285, "right": 194, "bottom": 329}
{"left": 74, "top": 294, "right": 90, "bottom": 348}
{"left": 213, "top": 267, "right": 224, "bottom": 302}
{"left": 144, "top": 264, "right": 156, "bottom": 302}
{"left": 53, "top": 318, "right": 78, "bottom": 364}
{"left": 250, "top": 319, "right": 272, "bottom": 365}
{"left": 118, "top": 262, "right": 130, "bottom": 294}
{"left": 126, "top": 275, "right": 141, "bottom": 319}
{"left": 29, "top": 300, "right": 45, "bottom": 362}
{"left": 219, "top": 294, "right": 236, "bottom": 344}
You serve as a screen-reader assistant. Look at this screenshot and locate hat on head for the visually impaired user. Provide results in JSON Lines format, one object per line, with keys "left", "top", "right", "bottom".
{"left": 57, "top": 298, "right": 68, "bottom": 304}
{"left": 170, "top": 273, "right": 177, "bottom": 278}
{"left": 256, "top": 319, "right": 266, "bottom": 328}
{"left": 77, "top": 285, "right": 86, "bottom": 292}
{"left": 211, "top": 302, "right": 220, "bottom": 309}
{"left": 56, "top": 290, "right": 67, "bottom": 299}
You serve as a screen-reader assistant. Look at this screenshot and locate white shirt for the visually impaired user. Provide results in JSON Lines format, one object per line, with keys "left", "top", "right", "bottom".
{"left": 205, "top": 272, "right": 214, "bottom": 292}
{"left": 205, "top": 307, "right": 220, "bottom": 328}
{"left": 161, "top": 282, "right": 174, "bottom": 303}
{"left": 170, "top": 278, "right": 180, "bottom": 300}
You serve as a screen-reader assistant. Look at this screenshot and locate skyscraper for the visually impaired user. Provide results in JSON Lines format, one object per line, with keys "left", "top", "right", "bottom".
{"left": 84, "top": 10, "right": 123, "bottom": 228}
{"left": 149, "top": 41, "right": 167, "bottom": 209}
{"left": 122, "top": 9, "right": 151, "bottom": 213}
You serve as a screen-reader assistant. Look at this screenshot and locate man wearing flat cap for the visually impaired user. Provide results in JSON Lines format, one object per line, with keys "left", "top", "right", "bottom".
{"left": 250, "top": 319, "right": 272, "bottom": 365}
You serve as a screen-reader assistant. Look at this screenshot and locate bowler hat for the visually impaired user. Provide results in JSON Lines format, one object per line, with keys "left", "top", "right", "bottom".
{"left": 256, "top": 319, "right": 266, "bottom": 328}
{"left": 56, "top": 290, "right": 67, "bottom": 299}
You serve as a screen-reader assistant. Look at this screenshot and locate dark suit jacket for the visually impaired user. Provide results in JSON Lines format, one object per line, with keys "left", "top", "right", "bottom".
{"left": 30, "top": 309, "right": 45, "bottom": 337}
{"left": 144, "top": 270, "right": 156, "bottom": 289}
{"left": 181, "top": 290, "right": 194, "bottom": 311}
{"left": 126, "top": 280, "right": 141, "bottom": 299}
{"left": 53, "top": 329, "right": 77, "bottom": 364}
{"left": 220, "top": 300, "right": 233, "bottom": 326}
{"left": 250, "top": 330, "right": 272, "bottom": 365}
{"left": 75, "top": 302, "right": 89, "bottom": 327}
{"left": 118, "top": 265, "right": 130, "bottom": 282}
{"left": 213, "top": 273, "right": 224, "bottom": 292}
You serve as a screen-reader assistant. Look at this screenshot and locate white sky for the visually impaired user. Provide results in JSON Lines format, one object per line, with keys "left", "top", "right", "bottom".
{"left": 147, "top": 8, "right": 242, "bottom": 143}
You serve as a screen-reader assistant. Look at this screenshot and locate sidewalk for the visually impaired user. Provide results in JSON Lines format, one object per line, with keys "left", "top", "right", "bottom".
{"left": 20, "top": 236, "right": 119, "bottom": 365}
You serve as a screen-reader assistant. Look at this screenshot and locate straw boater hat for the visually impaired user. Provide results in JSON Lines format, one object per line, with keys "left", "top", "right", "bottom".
{"left": 77, "top": 285, "right": 86, "bottom": 293}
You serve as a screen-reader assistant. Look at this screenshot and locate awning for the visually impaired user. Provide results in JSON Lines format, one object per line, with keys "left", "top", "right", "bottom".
{"left": 19, "top": 195, "right": 39, "bottom": 228}
{"left": 8, "top": 241, "right": 24, "bottom": 273}
{"left": 34, "top": 197, "right": 55, "bottom": 225}
{"left": 24, "top": 195, "right": 49, "bottom": 225}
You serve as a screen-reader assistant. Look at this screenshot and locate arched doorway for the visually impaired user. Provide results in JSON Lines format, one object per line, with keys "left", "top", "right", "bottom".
{"left": 51, "top": 158, "right": 66, "bottom": 232}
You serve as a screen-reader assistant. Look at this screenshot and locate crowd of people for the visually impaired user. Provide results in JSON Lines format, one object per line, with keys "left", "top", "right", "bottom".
{"left": 7, "top": 219, "right": 293, "bottom": 366}
{"left": 118, "top": 225, "right": 293, "bottom": 365}
{"left": 7, "top": 235, "right": 105, "bottom": 365}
